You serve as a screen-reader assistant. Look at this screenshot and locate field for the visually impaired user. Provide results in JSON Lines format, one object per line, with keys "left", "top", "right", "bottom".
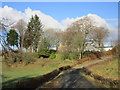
{"left": 88, "top": 57, "right": 118, "bottom": 80}
{"left": 2, "top": 56, "right": 77, "bottom": 87}
{"left": 1, "top": 55, "right": 119, "bottom": 88}
{"left": 81, "top": 56, "right": 119, "bottom": 88}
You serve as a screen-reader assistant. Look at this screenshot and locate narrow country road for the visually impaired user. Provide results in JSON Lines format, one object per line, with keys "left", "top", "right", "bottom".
{"left": 38, "top": 56, "right": 112, "bottom": 89}
{"left": 57, "top": 69, "right": 97, "bottom": 88}
{"left": 78, "top": 55, "right": 112, "bottom": 68}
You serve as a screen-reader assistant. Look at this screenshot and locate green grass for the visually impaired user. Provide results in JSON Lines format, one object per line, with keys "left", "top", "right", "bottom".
{"left": 80, "top": 57, "right": 119, "bottom": 88}
{"left": 2, "top": 56, "right": 77, "bottom": 87}
{"left": 2, "top": 54, "right": 118, "bottom": 88}
{"left": 55, "top": 53, "right": 63, "bottom": 60}
{"left": 88, "top": 57, "right": 118, "bottom": 80}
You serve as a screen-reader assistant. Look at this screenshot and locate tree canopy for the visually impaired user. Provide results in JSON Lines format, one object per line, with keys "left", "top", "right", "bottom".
{"left": 7, "top": 29, "right": 18, "bottom": 48}
{"left": 24, "top": 15, "right": 43, "bottom": 52}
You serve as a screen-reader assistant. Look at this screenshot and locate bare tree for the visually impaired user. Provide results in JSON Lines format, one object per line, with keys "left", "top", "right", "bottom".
{"left": 62, "top": 16, "right": 95, "bottom": 59}
{"left": 14, "top": 19, "right": 27, "bottom": 50}
{"left": 90, "top": 27, "right": 109, "bottom": 51}
{"left": 44, "top": 28, "right": 62, "bottom": 51}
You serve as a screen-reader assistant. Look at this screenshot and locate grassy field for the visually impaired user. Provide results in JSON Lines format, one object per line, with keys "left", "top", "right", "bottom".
{"left": 2, "top": 56, "right": 77, "bottom": 87}
{"left": 88, "top": 57, "right": 118, "bottom": 80}
{"left": 2, "top": 55, "right": 118, "bottom": 88}
{"left": 80, "top": 56, "right": 119, "bottom": 88}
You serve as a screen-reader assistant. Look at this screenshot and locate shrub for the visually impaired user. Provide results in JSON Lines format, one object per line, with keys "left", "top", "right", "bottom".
{"left": 22, "top": 52, "right": 36, "bottom": 65}
{"left": 60, "top": 52, "right": 79, "bottom": 60}
{"left": 49, "top": 49, "right": 56, "bottom": 54}
{"left": 83, "top": 51, "right": 94, "bottom": 58}
{"left": 69, "top": 52, "right": 79, "bottom": 60}
{"left": 111, "top": 45, "right": 120, "bottom": 57}
{"left": 61, "top": 52, "right": 69, "bottom": 60}
{"left": 89, "top": 54, "right": 97, "bottom": 60}
{"left": 4, "top": 51, "right": 36, "bottom": 66}
{"left": 93, "top": 51, "right": 102, "bottom": 58}
{"left": 31, "top": 52, "right": 39, "bottom": 58}
{"left": 38, "top": 50, "right": 50, "bottom": 58}
{"left": 38, "top": 37, "right": 51, "bottom": 58}
{"left": 4, "top": 51, "right": 22, "bottom": 65}
{"left": 83, "top": 51, "right": 106, "bottom": 59}
{"left": 49, "top": 53, "right": 56, "bottom": 59}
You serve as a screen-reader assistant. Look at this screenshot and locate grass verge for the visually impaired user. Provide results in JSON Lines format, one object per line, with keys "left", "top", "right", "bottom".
{"left": 87, "top": 57, "right": 118, "bottom": 80}
{"left": 2, "top": 57, "right": 76, "bottom": 87}
{"left": 81, "top": 56, "right": 119, "bottom": 88}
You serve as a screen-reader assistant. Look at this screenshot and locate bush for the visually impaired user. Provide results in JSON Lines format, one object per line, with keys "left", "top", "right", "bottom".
{"left": 93, "top": 51, "right": 102, "bottom": 58}
{"left": 4, "top": 51, "right": 36, "bottom": 66}
{"left": 111, "top": 45, "right": 119, "bottom": 56}
{"left": 69, "top": 52, "right": 79, "bottom": 60}
{"left": 83, "top": 51, "right": 104, "bottom": 59}
{"left": 89, "top": 54, "right": 97, "bottom": 60}
{"left": 4, "top": 51, "right": 22, "bottom": 65}
{"left": 83, "top": 51, "right": 94, "bottom": 58}
{"left": 60, "top": 52, "right": 79, "bottom": 60}
{"left": 22, "top": 52, "right": 36, "bottom": 65}
{"left": 49, "top": 49, "right": 56, "bottom": 54}
{"left": 61, "top": 52, "right": 69, "bottom": 60}
{"left": 49, "top": 53, "right": 56, "bottom": 59}
{"left": 38, "top": 50, "right": 50, "bottom": 58}
{"left": 38, "top": 37, "right": 51, "bottom": 58}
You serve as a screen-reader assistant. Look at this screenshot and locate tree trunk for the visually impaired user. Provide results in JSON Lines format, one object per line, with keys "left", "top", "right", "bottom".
{"left": 20, "top": 35, "right": 24, "bottom": 52}
{"left": 79, "top": 52, "right": 83, "bottom": 59}
{"left": 29, "top": 46, "right": 33, "bottom": 52}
